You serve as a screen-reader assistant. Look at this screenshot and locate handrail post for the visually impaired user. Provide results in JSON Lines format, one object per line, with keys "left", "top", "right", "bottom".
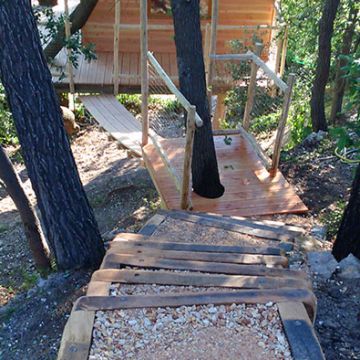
{"left": 207, "top": 0, "right": 218, "bottom": 96}
{"left": 140, "top": 0, "right": 149, "bottom": 146}
{"left": 270, "top": 73, "right": 295, "bottom": 175}
{"left": 279, "top": 25, "right": 289, "bottom": 78}
{"left": 113, "top": 0, "right": 121, "bottom": 95}
{"left": 181, "top": 105, "right": 196, "bottom": 210}
{"left": 242, "top": 43, "right": 263, "bottom": 131}
{"left": 64, "top": 0, "right": 75, "bottom": 111}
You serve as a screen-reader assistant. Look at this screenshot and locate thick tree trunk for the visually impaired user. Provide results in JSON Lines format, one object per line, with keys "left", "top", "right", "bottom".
{"left": 0, "top": 146, "right": 51, "bottom": 270}
{"left": 332, "top": 164, "right": 360, "bottom": 261}
{"left": 0, "top": 0, "right": 104, "bottom": 270}
{"left": 43, "top": 0, "right": 98, "bottom": 61}
{"left": 310, "top": 0, "right": 340, "bottom": 132}
{"left": 330, "top": 4, "right": 358, "bottom": 124}
{"left": 171, "top": 0, "right": 225, "bottom": 199}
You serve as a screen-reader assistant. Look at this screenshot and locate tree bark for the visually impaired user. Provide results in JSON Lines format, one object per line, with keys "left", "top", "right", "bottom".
{"left": 0, "top": 0, "right": 105, "bottom": 270}
{"left": 171, "top": 0, "right": 225, "bottom": 199}
{"left": 0, "top": 146, "right": 51, "bottom": 270}
{"left": 310, "top": 0, "right": 340, "bottom": 132}
{"left": 332, "top": 163, "right": 360, "bottom": 261}
{"left": 43, "top": 0, "right": 98, "bottom": 61}
{"left": 330, "top": 4, "right": 359, "bottom": 124}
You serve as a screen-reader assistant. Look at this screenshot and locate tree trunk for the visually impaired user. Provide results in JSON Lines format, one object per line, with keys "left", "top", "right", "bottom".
{"left": 332, "top": 163, "right": 360, "bottom": 261}
{"left": 171, "top": 0, "right": 225, "bottom": 199}
{"left": 0, "top": 0, "right": 104, "bottom": 270}
{"left": 310, "top": 0, "right": 340, "bottom": 132}
{"left": 330, "top": 4, "right": 359, "bottom": 124}
{"left": 43, "top": 0, "right": 98, "bottom": 61}
{"left": 0, "top": 146, "right": 51, "bottom": 271}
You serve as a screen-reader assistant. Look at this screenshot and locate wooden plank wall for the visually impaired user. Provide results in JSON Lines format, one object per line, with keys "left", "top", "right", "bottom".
{"left": 82, "top": 0, "right": 275, "bottom": 54}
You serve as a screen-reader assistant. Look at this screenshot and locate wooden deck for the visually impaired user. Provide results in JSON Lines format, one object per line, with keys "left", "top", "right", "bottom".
{"left": 80, "top": 95, "right": 142, "bottom": 156}
{"left": 143, "top": 135, "right": 308, "bottom": 217}
{"left": 51, "top": 50, "right": 178, "bottom": 92}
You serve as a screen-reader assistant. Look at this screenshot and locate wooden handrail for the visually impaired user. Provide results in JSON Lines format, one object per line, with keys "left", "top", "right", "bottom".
{"left": 210, "top": 52, "right": 288, "bottom": 92}
{"left": 113, "top": 0, "right": 120, "bottom": 95}
{"left": 147, "top": 51, "right": 203, "bottom": 127}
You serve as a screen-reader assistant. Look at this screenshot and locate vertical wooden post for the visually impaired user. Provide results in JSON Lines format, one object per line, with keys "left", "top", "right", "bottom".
{"left": 206, "top": 0, "right": 218, "bottom": 92}
{"left": 140, "top": 0, "right": 149, "bottom": 146}
{"left": 204, "top": 23, "right": 211, "bottom": 79}
{"left": 64, "top": 0, "right": 75, "bottom": 111}
{"left": 213, "top": 93, "right": 226, "bottom": 130}
{"left": 279, "top": 25, "right": 289, "bottom": 78}
{"left": 113, "top": 0, "right": 121, "bottom": 95}
{"left": 242, "top": 43, "right": 263, "bottom": 131}
{"left": 271, "top": 74, "right": 295, "bottom": 175}
{"left": 181, "top": 105, "right": 196, "bottom": 210}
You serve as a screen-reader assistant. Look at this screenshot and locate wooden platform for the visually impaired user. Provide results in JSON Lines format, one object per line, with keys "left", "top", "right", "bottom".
{"left": 58, "top": 212, "right": 324, "bottom": 360}
{"left": 51, "top": 50, "right": 178, "bottom": 93}
{"left": 143, "top": 134, "right": 308, "bottom": 217}
{"left": 80, "top": 95, "right": 142, "bottom": 156}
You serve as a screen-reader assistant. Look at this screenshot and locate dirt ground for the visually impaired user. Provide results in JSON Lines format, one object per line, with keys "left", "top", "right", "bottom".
{"left": 0, "top": 125, "right": 359, "bottom": 359}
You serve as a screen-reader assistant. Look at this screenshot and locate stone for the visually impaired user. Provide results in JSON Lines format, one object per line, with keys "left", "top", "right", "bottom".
{"left": 308, "top": 251, "right": 338, "bottom": 279}
{"left": 311, "top": 225, "right": 327, "bottom": 240}
{"left": 338, "top": 255, "right": 360, "bottom": 280}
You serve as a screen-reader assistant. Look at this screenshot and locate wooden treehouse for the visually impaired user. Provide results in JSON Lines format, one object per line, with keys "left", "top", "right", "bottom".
{"left": 53, "top": 0, "right": 306, "bottom": 218}
{"left": 52, "top": 0, "right": 288, "bottom": 93}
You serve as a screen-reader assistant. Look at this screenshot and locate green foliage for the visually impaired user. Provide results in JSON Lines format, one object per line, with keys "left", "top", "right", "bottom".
{"left": 0, "top": 83, "right": 17, "bottom": 146}
{"left": 20, "top": 270, "right": 39, "bottom": 291}
{"left": 149, "top": 96, "right": 182, "bottom": 113}
{"left": 249, "top": 112, "right": 279, "bottom": 135}
{"left": 340, "top": 55, "right": 360, "bottom": 119}
{"left": 33, "top": 6, "right": 97, "bottom": 77}
{"left": 320, "top": 201, "right": 346, "bottom": 240}
{"left": 117, "top": 94, "right": 142, "bottom": 115}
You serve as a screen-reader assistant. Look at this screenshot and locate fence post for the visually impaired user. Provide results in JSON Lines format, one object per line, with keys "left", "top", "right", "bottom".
{"left": 113, "top": 0, "right": 121, "bottom": 95}
{"left": 242, "top": 43, "right": 263, "bottom": 131}
{"left": 181, "top": 105, "right": 196, "bottom": 210}
{"left": 279, "top": 25, "right": 289, "bottom": 78}
{"left": 140, "top": 0, "right": 149, "bottom": 146}
{"left": 271, "top": 73, "right": 295, "bottom": 175}
{"left": 207, "top": 0, "right": 218, "bottom": 93}
{"left": 204, "top": 23, "right": 211, "bottom": 80}
{"left": 64, "top": 0, "right": 75, "bottom": 111}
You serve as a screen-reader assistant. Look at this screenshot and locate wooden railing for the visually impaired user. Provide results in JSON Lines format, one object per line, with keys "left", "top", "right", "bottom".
{"left": 145, "top": 52, "right": 202, "bottom": 210}
{"left": 210, "top": 51, "right": 295, "bottom": 175}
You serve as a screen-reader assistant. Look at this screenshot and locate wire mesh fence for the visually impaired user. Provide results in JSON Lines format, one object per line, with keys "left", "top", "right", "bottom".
{"left": 147, "top": 61, "right": 186, "bottom": 139}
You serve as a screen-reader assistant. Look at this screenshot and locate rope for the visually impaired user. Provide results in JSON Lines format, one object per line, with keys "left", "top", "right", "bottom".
{"left": 334, "top": 147, "right": 360, "bottom": 164}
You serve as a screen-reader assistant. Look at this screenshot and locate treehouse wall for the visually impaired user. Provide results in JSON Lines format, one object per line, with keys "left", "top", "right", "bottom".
{"left": 82, "top": 0, "right": 275, "bottom": 54}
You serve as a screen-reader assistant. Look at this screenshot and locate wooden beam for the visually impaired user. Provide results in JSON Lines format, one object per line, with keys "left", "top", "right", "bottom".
{"left": 74, "top": 288, "right": 317, "bottom": 321}
{"left": 271, "top": 74, "right": 295, "bottom": 174}
{"left": 251, "top": 52, "right": 288, "bottom": 92}
{"left": 113, "top": 0, "right": 121, "bottom": 95}
{"left": 107, "top": 246, "right": 289, "bottom": 266}
{"left": 207, "top": 0, "right": 219, "bottom": 90}
{"left": 279, "top": 25, "right": 289, "bottom": 78}
{"left": 180, "top": 105, "right": 195, "bottom": 210}
{"left": 140, "top": 0, "right": 149, "bottom": 145}
{"left": 112, "top": 234, "right": 284, "bottom": 255}
{"left": 278, "top": 302, "right": 324, "bottom": 359}
{"left": 64, "top": 0, "right": 75, "bottom": 111}
{"left": 102, "top": 254, "right": 307, "bottom": 279}
{"left": 243, "top": 43, "right": 263, "bottom": 130}
{"left": 92, "top": 269, "right": 309, "bottom": 290}
{"left": 213, "top": 93, "right": 227, "bottom": 130}
{"left": 204, "top": 23, "right": 211, "bottom": 79}
{"left": 210, "top": 53, "right": 253, "bottom": 61}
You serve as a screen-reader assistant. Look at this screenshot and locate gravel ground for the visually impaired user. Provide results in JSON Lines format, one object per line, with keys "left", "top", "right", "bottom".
{"left": 90, "top": 300, "right": 292, "bottom": 360}
{"left": 152, "top": 218, "right": 281, "bottom": 248}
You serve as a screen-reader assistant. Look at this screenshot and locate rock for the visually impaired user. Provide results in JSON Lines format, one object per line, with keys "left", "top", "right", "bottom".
{"left": 311, "top": 226, "right": 327, "bottom": 240}
{"left": 337, "top": 255, "right": 360, "bottom": 280}
{"left": 61, "top": 106, "right": 79, "bottom": 135}
{"left": 308, "top": 251, "right": 338, "bottom": 279}
{"left": 303, "top": 131, "right": 327, "bottom": 147}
